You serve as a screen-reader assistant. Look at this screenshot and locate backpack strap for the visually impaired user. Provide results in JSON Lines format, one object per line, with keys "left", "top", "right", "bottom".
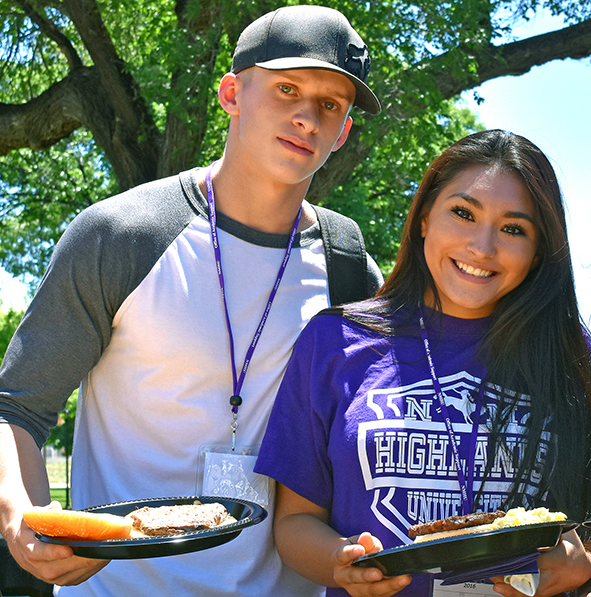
{"left": 312, "top": 205, "right": 369, "bottom": 306}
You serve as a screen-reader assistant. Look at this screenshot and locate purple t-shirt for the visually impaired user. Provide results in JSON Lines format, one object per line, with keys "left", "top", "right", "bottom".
{"left": 256, "top": 307, "right": 547, "bottom": 596}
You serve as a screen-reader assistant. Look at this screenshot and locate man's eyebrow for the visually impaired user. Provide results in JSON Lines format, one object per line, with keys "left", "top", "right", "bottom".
{"left": 276, "top": 71, "right": 306, "bottom": 83}
{"left": 450, "top": 192, "right": 536, "bottom": 224}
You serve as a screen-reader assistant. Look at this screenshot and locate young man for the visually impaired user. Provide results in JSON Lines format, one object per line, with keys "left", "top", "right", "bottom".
{"left": 0, "top": 5, "right": 382, "bottom": 597}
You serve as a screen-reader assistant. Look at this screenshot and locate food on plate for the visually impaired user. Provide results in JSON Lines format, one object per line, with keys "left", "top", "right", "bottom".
{"left": 24, "top": 501, "right": 237, "bottom": 541}
{"left": 409, "top": 510, "right": 506, "bottom": 539}
{"left": 23, "top": 507, "right": 132, "bottom": 540}
{"left": 127, "top": 502, "right": 236, "bottom": 536}
{"left": 409, "top": 507, "right": 567, "bottom": 543}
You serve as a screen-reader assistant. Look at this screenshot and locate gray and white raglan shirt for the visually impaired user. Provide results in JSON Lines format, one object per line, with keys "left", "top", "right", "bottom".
{"left": 0, "top": 168, "right": 381, "bottom": 597}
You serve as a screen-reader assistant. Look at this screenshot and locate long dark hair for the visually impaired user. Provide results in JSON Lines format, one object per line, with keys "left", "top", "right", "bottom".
{"left": 345, "top": 129, "right": 591, "bottom": 519}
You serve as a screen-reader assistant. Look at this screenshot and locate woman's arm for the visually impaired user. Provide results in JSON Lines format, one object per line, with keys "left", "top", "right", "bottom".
{"left": 490, "top": 529, "right": 591, "bottom": 596}
{"left": 274, "top": 483, "right": 411, "bottom": 596}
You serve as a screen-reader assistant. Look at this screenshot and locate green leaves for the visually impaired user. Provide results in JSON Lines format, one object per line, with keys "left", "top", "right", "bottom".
{"left": 0, "top": 129, "right": 116, "bottom": 281}
{"left": 46, "top": 389, "right": 78, "bottom": 457}
{"left": 0, "top": 0, "right": 589, "bottom": 279}
{"left": 0, "top": 305, "right": 24, "bottom": 362}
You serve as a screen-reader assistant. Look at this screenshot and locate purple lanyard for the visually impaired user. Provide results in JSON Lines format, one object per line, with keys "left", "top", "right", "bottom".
{"left": 418, "top": 307, "right": 483, "bottom": 515}
{"left": 205, "top": 163, "right": 303, "bottom": 450}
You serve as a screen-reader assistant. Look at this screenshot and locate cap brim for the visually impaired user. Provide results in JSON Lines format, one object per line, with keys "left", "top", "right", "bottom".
{"left": 255, "top": 57, "right": 381, "bottom": 115}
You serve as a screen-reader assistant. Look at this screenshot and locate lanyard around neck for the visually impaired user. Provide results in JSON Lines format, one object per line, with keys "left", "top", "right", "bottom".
{"left": 205, "top": 162, "right": 303, "bottom": 449}
{"left": 418, "top": 306, "right": 484, "bottom": 515}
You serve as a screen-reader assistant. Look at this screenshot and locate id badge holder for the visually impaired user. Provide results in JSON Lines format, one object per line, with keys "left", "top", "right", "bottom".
{"left": 197, "top": 443, "right": 273, "bottom": 508}
{"left": 432, "top": 580, "right": 499, "bottom": 596}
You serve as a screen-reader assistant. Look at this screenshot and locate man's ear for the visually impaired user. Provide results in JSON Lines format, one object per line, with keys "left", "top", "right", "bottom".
{"left": 218, "top": 72, "right": 240, "bottom": 116}
{"left": 331, "top": 115, "right": 353, "bottom": 152}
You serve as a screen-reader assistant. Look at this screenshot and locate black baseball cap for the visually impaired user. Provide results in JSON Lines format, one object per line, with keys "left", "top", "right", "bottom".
{"left": 231, "top": 5, "right": 381, "bottom": 114}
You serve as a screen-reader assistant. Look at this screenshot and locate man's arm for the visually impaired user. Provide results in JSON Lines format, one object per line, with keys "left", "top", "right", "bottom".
{"left": 0, "top": 423, "right": 108, "bottom": 586}
{"left": 0, "top": 424, "right": 50, "bottom": 531}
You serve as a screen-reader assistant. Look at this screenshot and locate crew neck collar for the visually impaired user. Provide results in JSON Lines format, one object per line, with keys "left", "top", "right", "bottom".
{"left": 420, "top": 304, "right": 493, "bottom": 337}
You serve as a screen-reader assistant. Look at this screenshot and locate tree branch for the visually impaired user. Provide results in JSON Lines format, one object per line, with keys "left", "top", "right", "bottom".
{"left": 309, "top": 18, "right": 591, "bottom": 203}
{"left": 15, "top": 0, "right": 83, "bottom": 69}
{"left": 61, "top": 0, "right": 141, "bottom": 129}
{"left": 0, "top": 70, "right": 85, "bottom": 155}
{"left": 432, "top": 18, "right": 591, "bottom": 99}
{"left": 0, "top": 65, "right": 157, "bottom": 192}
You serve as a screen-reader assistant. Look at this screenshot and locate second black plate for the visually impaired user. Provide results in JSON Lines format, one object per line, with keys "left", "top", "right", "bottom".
{"left": 354, "top": 521, "right": 578, "bottom": 577}
{"left": 36, "top": 495, "right": 267, "bottom": 560}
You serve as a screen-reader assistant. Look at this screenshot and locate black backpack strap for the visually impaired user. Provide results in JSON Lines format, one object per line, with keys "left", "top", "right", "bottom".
{"left": 313, "top": 205, "right": 370, "bottom": 306}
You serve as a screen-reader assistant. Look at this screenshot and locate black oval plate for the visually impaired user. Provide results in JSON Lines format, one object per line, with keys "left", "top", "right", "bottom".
{"left": 36, "top": 496, "right": 267, "bottom": 560}
{"left": 353, "top": 521, "right": 578, "bottom": 577}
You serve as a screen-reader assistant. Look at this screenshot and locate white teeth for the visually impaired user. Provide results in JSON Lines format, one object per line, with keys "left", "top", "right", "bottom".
{"left": 455, "top": 260, "right": 494, "bottom": 278}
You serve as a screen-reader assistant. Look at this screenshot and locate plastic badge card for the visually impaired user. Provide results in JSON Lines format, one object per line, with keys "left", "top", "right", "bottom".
{"left": 199, "top": 445, "right": 272, "bottom": 508}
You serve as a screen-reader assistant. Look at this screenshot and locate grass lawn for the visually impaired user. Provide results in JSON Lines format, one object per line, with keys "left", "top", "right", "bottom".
{"left": 50, "top": 486, "right": 72, "bottom": 509}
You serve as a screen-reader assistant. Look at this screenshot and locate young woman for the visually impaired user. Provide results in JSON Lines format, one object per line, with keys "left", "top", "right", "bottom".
{"left": 255, "top": 130, "right": 591, "bottom": 597}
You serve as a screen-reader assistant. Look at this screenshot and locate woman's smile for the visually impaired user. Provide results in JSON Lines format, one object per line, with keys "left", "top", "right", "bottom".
{"left": 453, "top": 259, "right": 495, "bottom": 279}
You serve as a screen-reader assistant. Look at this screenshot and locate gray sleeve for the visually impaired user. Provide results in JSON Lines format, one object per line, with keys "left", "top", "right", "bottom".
{"left": 0, "top": 172, "right": 201, "bottom": 447}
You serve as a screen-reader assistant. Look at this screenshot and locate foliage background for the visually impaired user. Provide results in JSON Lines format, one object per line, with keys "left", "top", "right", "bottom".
{"left": 4, "top": 0, "right": 589, "bottom": 282}
{"left": 0, "top": 306, "right": 24, "bottom": 362}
